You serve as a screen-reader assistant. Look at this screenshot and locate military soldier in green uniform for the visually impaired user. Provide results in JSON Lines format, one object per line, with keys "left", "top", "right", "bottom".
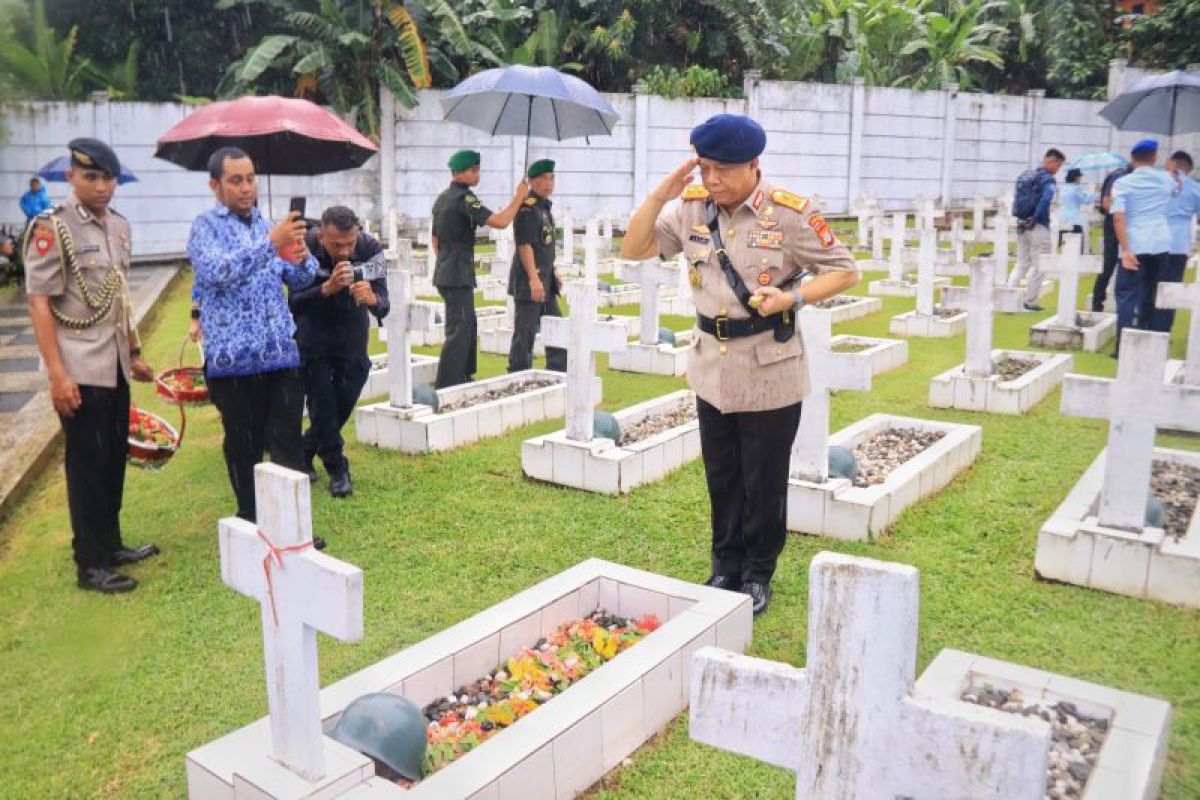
{"left": 508, "top": 158, "right": 567, "bottom": 373}
{"left": 431, "top": 149, "right": 527, "bottom": 388}
{"left": 24, "top": 138, "right": 160, "bottom": 594}
{"left": 622, "top": 114, "right": 860, "bottom": 616}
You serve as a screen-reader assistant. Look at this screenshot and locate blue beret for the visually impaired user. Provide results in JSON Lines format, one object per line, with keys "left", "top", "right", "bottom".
{"left": 689, "top": 114, "right": 766, "bottom": 164}
{"left": 68, "top": 137, "right": 120, "bottom": 177}
{"left": 1132, "top": 138, "right": 1159, "bottom": 155}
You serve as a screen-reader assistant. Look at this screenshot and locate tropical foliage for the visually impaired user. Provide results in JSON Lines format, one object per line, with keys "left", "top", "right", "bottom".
{"left": 0, "top": 0, "right": 92, "bottom": 100}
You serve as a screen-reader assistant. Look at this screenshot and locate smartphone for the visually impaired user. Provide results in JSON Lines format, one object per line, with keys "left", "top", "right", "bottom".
{"left": 288, "top": 196, "right": 306, "bottom": 220}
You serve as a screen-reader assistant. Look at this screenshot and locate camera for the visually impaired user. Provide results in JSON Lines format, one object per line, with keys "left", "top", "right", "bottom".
{"left": 351, "top": 253, "right": 387, "bottom": 283}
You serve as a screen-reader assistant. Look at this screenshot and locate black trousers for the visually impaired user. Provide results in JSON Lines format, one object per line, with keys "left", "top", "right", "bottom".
{"left": 1058, "top": 224, "right": 1084, "bottom": 251}
{"left": 1152, "top": 254, "right": 1189, "bottom": 333}
{"left": 301, "top": 354, "right": 370, "bottom": 476}
{"left": 697, "top": 396, "right": 802, "bottom": 585}
{"left": 208, "top": 368, "right": 305, "bottom": 522}
{"left": 60, "top": 372, "right": 130, "bottom": 571}
{"left": 435, "top": 286, "right": 477, "bottom": 389}
{"left": 508, "top": 296, "right": 568, "bottom": 373}
{"left": 1093, "top": 216, "right": 1119, "bottom": 311}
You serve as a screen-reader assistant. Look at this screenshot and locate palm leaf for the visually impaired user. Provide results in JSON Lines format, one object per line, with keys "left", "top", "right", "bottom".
{"left": 384, "top": 5, "right": 431, "bottom": 89}
{"left": 291, "top": 47, "right": 331, "bottom": 75}
{"left": 238, "top": 34, "right": 297, "bottom": 83}
{"left": 285, "top": 12, "right": 340, "bottom": 44}
{"left": 378, "top": 60, "right": 419, "bottom": 109}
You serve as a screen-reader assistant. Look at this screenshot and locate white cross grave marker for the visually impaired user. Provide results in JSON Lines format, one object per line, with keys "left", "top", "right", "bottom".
{"left": 385, "top": 209, "right": 401, "bottom": 256}
{"left": 690, "top": 551, "right": 1050, "bottom": 800}
{"left": 790, "top": 309, "right": 872, "bottom": 483}
{"left": 560, "top": 210, "right": 575, "bottom": 266}
{"left": 915, "top": 225, "right": 938, "bottom": 316}
{"left": 943, "top": 259, "right": 1004, "bottom": 378}
{"left": 888, "top": 212, "right": 907, "bottom": 282}
{"left": 584, "top": 218, "right": 600, "bottom": 277}
{"left": 423, "top": 219, "right": 437, "bottom": 276}
{"left": 491, "top": 225, "right": 514, "bottom": 263}
{"left": 990, "top": 209, "right": 1011, "bottom": 285}
{"left": 383, "top": 248, "right": 437, "bottom": 408}
{"left": 870, "top": 215, "right": 886, "bottom": 261}
{"left": 623, "top": 258, "right": 677, "bottom": 346}
{"left": 1042, "top": 233, "right": 1101, "bottom": 328}
{"left": 916, "top": 195, "right": 944, "bottom": 230}
{"left": 1061, "top": 329, "right": 1200, "bottom": 530}
{"left": 601, "top": 212, "right": 614, "bottom": 242}
{"left": 540, "top": 277, "right": 627, "bottom": 441}
{"left": 219, "top": 464, "right": 364, "bottom": 781}
{"left": 971, "top": 195, "right": 990, "bottom": 242}
{"left": 950, "top": 215, "right": 965, "bottom": 264}
{"left": 1157, "top": 281, "right": 1200, "bottom": 384}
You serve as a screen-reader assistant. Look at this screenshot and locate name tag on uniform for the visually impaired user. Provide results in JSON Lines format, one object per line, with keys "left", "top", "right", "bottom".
{"left": 688, "top": 234, "right": 710, "bottom": 244}
{"left": 748, "top": 229, "right": 784, "bottom": 249}
{"left": 77, "top": 244, "right": 100, "bottom": 253}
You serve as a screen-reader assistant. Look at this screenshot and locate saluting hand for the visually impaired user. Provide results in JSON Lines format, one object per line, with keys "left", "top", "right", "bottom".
{"left": 650, "top": 157, "right": 701, "bottom": 204}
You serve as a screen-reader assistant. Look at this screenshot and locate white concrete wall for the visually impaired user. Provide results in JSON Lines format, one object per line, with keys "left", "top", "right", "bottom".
{"left": 1, "top": 66, "right": 1133, "bottom": 258}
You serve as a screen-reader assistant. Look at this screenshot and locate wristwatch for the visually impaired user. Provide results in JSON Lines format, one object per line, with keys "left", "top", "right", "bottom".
{"left": 791, "top": 287, "right": 806, "bottom": 311}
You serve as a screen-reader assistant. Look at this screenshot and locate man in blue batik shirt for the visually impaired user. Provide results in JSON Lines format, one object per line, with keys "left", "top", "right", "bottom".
{"left": 187, "top": 146, "right": 317, "bottom": 523}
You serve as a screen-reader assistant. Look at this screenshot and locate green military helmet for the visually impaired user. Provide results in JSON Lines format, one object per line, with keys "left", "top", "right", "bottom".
{"left": 329, "top": 692, "right": 427, "bottom": 781}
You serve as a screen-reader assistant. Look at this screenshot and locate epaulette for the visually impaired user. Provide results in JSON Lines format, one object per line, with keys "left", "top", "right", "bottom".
{"left": 35, "top": 205, "right": 63, "bottom": 220}
{"left": 770, "top": 189, "right": 809, "bottom": 214}
{"left": 681, "top": 184, "right": 709, "bottom": 201}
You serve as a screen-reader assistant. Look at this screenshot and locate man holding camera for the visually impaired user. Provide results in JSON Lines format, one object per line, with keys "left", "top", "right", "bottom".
{"left": 289, "top": 206, "right": 390, "bottom": 498}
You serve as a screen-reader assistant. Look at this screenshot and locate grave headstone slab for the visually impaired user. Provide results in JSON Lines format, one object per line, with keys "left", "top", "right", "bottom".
{"left": 971, "top": 195, "right": 990, "bottom": 242}
{"left": 383, "top": 266, "right": 437, "bottom": 409}
{"left": 1156, "top": 280, "right": 1200, "bottom": 384}
{"left": 218, "top": 464, "right": 364, "bottom": 781}
{"left": 691, "top": 551, "right": 1050, "bottom": 800}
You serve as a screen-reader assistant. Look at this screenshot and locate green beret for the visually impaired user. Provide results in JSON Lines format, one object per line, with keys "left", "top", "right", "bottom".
{"left": 526, "top": 159, "right": 555, "bottom": 179}
{"left": 447, "top": 149, "right": 480, "bottom": 172}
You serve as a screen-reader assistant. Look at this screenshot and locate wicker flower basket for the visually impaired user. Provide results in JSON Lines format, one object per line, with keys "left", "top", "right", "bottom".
{"left": 155, "top": 337, "right": 209, "bottom": 405}
{"left": 127, "top": 404, "right": 184, "bottom": 470}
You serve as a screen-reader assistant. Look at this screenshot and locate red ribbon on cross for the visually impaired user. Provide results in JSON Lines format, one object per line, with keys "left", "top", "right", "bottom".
{"left": 257, "top": 529, "right": 315, "bottom": 627}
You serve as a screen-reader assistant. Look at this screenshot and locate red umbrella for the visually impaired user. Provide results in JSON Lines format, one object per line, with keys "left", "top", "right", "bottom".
{"left": 154, "top": 96, "right": 377, "bottom": 176}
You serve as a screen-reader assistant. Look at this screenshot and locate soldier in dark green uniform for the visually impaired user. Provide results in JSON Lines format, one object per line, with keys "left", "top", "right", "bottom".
{"left": 431, "top": 150, "right": 526, "bottom": 388}
{"left": 508, "top": 159, "right": 567, "bottom": 373}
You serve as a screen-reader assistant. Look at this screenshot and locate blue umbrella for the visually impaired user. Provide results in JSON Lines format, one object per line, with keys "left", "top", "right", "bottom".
{"left": 37, "top": 154, "right": 139, "bottom": 184}
{"left": 1068, "top": 152, "right": 1130, "bottom": 173}
{"left": 441, "top": 65, "right": 620, "bottom": 164}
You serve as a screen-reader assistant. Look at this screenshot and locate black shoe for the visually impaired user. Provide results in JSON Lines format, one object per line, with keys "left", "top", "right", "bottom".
{"left": 1022, "top": 302, "right": 1045, "bottom": 312}
{"left": 305, "top": 458, "right": 320, "bottom": 483}
{"left": 77, "top": 567, "right": 137, "bottom": 594}
{"left": 112, "top": 544, "right": 160, "bottom": 566}
{"left": 741, "top": 581, "right": 772, "bottom": 617}
{"left": 704, "top": 574, "right": 742, "bottom": 591}
{"left": 329, "top": 470, "right": 352, "bottom": 498}
{"left": 313, "top": 536, "right": 327, "bottom": 551}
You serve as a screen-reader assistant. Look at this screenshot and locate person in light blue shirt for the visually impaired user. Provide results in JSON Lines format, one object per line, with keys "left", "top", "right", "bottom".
{"left": 1058, "top": 169, "right": 1097, "bottom": 251}
{"left": 19, "top": 177, "right": 51, "bottom": 221}
{"left": 1162, "top": 150, "right": 1200, "bottom": 333}
{"left": 187, "top": 146, "right": 317, "bottom": 524}
{"left": 1110, "top": 138, "right": 1178, "bottom": 355}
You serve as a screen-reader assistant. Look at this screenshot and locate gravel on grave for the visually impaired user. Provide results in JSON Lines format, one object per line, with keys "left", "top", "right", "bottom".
{"left": 437, "top": 378, "right": 559, "bottom": 413}
{"left": 1152, "top": 460, "right": 1200, "bottom": 541}
{"left": 995, "top": 355, "right": 1043, "bottom": 382}
{"left": 618, "top": 404, "right": 697, "bottom": 446}
{"left": 832, "top": 338, "right": 875, "bottom": 354}
{"left": 930, "top": 307, "right": 963, "bottom": 319}
{"left": 815, "top": 296, "right": 858, "bottom": 309}
{"left": 851, "top": 427, "right": 946, "bottom": 487}
{"left": 963, "top": 686, "right": 1109, "bottom": 800}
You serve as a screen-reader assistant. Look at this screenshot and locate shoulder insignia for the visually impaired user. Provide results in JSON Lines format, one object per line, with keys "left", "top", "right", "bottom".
{"left": 771, "top": 189, "right": 809, "bottom": 214}
{"left": 524, "top": 196, "right": 538, "bottom": 206}
{"left": 808, "top": 213, "right": 838, "bottom": 249}
{"left": 681, "top": 184, "right": 709, "bottom": 201}
{"left": 30, "top": 221, "right": 56, "bottom": 257}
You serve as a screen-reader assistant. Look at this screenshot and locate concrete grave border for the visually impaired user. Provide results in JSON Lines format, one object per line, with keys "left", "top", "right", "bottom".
{"left": 915, "top": 649, "right": 1172, "bottom": 800}
{"left": 361, "top": 354, "right": 440, "bottom": 402}
{"left": 186, "top": 558, "right": 752, "bottom": 800}
{"left": 1030, "top": 312, "right": 1118, "bottom": 352}
{"left": 829, "top": 334, "right": 908, "bottom": 377}
{"left": 786, "top": 413, "right": 982, "bottom": 541}
{"left": 820, "top": 295, "right": 883, "bottom": 324}
{"left": 1035, "top": 446, "right": 1200, "bottom": 608}
{"left": 889, "top": 310, "right": 968, "bottom": 338}
{"left": 928, "top": 349, "right": 1074, "bottom": 415}
{"left": 522, "top": 390, "right": 700, "bottom": 495}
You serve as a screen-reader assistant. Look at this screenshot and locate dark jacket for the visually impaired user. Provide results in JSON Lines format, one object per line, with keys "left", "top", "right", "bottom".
{"left": 289, "top": 230, "right": 390, "bottom": 360}
{"left": 508, "top": 193, "right": 559, "bottom": 301}
{"left": 431, "top": 181, "right": 492, "bottom": 289}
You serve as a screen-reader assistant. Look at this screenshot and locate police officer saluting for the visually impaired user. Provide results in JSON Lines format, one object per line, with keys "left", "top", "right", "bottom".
{"left": 431, "top": 150, "right": 527, "bottom": 388}
{"left": 24, "top": 138, "right": 159, "bottom": 594}
{"left": 621, "top": 114, "right": 859, "bottom": 616}
{"left": 508, "top": 158, "right": 567, "bottom": 373}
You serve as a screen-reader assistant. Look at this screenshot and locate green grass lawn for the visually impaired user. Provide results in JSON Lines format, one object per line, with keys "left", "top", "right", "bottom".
{"left": 0, "top": 260, "right": 1197, "bottom": 799}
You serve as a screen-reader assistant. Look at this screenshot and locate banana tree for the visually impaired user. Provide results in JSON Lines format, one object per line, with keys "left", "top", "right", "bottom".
{"left": 897, "top": 0, "right": 1005, "bottom": 90}
{"left": 0, "top": 0, "right": 92, "bottom": 99}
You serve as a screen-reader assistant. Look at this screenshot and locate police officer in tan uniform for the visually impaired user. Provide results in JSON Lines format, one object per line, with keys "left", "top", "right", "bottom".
{"left": 24, "top": 138, "right": 159, "bottom": 594}
{"left": 622, "top": 114, "right": 859, "bottom": 616}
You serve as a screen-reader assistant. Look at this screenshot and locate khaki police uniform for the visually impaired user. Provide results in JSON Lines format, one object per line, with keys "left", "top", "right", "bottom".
{"left": 654, "top": 178, "right": 857, "bottom": 412}
{"left": 654, "top": 176, "right": 858, "bottom": 591}
{"left": 23, "top": 192, "right": 138, "bottom": 575}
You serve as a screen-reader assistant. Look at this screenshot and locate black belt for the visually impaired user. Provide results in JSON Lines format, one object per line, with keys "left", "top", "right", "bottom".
{"left": 697, "top": 311, "right": 791, "bottom": 342}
